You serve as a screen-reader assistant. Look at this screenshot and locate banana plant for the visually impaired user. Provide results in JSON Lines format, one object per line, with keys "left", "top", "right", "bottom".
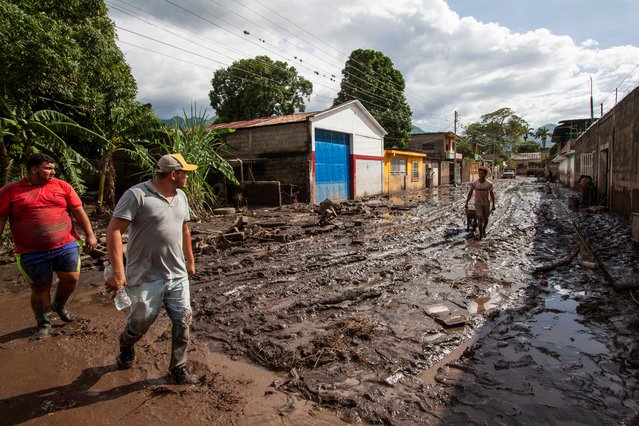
{"left": 92, "top": 103, "right": 164, "bottom": 215}
{"left": 1, "top": 97, "right": 98, "bottom": 191}
{"left": 160, "top": 106, "right": 238, "bottom": 220}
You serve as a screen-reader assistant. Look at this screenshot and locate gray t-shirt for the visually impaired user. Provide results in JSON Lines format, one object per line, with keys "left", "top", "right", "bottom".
{"left": 113, "top": 180, "right": 191, "bottom": 286}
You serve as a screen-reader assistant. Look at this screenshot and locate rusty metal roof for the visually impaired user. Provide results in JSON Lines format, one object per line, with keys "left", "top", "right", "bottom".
{"left": 207, "top": 112, "right": 319, "bottom": 130}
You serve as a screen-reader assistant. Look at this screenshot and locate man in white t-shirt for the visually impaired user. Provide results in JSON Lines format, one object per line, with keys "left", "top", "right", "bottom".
{"left": 464, "top": 167, "right": 495, "bottom": 239}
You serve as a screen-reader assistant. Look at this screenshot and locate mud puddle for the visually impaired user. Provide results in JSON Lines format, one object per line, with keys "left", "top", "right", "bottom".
{"left": 428, "top": 183, "right": 639, "bottom": 425}
{"left": 189, "top": 178, "right": 637, "bottom": 424}
{"left": 2, "top": 178, "right": 638, "bottom": 424}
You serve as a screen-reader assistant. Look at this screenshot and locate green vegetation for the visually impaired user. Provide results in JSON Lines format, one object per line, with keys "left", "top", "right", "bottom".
{"left": 1, "top": 1, "right": 238, "bottom": 217}
{"left": 209, "top": 56, "right": 313, "bottom": 123}
{"left": 0, "top": 0, "right": 149, "bottom": 194}
{"left": 0, "top": 97, "right": 98, "bottom": 192}
{"left": 91, "top": 103, "right": 164, "bottom": 213}
{"left": 334, "top": 49, "right": 412, "bottom": 148}
{"left": 513, "top": 140, "right": 541, "bottom": 153}
{"left": 162, "top": 108, "right": 239, "bottom": 219}
{"left": 0, "top": 0, "right": 138, "bottom": 156}
{"left": 534, "top": 127, "right": 552, "bottom": 149}
{"left": 461, "top": 108, "right": 531, "bottom": 157}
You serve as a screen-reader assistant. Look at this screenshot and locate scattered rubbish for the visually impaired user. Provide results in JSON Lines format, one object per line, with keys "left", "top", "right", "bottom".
{"left": 425, "top": 304, "right": 468, "bottom": 327}
{"left": 384, "top": 370, "right": 405, "bottom": 386}
{"left": 213, "top": 207, "right": 236, "bottom": 215}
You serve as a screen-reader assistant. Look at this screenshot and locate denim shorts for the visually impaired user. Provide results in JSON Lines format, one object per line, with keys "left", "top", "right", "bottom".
{"left": 16, "top": 241, "right": 81, "bottom": 284}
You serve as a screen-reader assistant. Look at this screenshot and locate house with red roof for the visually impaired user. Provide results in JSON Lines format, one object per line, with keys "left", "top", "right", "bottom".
{"left": 207, "top": 100, "right": 387, "bottom": 205}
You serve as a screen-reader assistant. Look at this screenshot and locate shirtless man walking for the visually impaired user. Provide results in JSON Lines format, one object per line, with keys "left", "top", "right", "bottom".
{"left": 464, "top": 167, "right": 496, "bottom": 239}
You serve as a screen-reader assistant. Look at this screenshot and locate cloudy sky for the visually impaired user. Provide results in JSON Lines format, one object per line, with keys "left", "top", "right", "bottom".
{"left": 106, "top": 0, "right": 639, "bottom": 133}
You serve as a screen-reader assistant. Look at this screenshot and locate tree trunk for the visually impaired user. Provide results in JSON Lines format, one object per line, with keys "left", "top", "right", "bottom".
{"left": 96, "top": 153, "right": 115, "bottom": 216}
{"left": 0, "top": 139, "right": 9, "bottom": 185}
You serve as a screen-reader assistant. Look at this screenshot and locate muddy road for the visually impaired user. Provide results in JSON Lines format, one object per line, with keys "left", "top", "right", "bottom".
{"left": 1, "top": 177, "right": 638, "bottom": 425}
{"left": 190, "top": 178, "right": 639, "bottom": 424}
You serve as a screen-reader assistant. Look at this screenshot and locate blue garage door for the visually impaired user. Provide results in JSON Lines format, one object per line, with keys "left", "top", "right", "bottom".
{"left": 315, "top": 129, "right": 350, "bottom": 202}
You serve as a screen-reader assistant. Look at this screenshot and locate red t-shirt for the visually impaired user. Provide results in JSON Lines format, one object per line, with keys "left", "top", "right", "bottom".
{"left": 0, "top": 178, "right": 82, "bottom": 254}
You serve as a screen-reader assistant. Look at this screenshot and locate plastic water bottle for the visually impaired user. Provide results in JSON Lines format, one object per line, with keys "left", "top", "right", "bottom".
{"left": 104, "top": 261, "right": 131, "bottom": 310}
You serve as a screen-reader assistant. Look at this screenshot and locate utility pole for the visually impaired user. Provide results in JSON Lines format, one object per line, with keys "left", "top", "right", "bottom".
{"left": 590, "top": 76, "right": 594, "bottom": 124}
{"left": 454, "top": 111, "right": 458, "bottom": 134}
{"left": 453, "top": 111, "right": 458, "bottom": 186}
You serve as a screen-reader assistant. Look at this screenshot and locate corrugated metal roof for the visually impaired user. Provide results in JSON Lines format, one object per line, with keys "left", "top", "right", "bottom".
{"left": 207, "top": 112, "right": 319, "bottom": 130}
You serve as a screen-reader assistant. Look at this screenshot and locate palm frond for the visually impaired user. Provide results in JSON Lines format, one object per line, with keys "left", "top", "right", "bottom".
{"left": 36, "top": 143, "right": 88, "bottom": 194}
{"left": 158, "top": 105, "right": 240, "bottom": 218}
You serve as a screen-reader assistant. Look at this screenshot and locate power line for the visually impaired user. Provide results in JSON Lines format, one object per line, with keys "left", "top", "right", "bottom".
{"left": 114, "top": 27, "right": 419, "bottom": 131}
{"left": 161, "top": 0, "right": 413, "bottom": 109}
{"left": 153, "top": 0, "right": 410, "bottom": 111}
{"left": 241, "top": 0, "right": 429, "bottom": 104}
{"left": 108, "top": 1, "right": 456, "bottom": 132}
{"left": 108, "top": 3, "right": 422, "bottom": 129}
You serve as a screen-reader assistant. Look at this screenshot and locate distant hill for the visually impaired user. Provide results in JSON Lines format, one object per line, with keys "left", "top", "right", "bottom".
{"left": 411, "top": 124, "right": 425, "bottom": 134}
{"left": 160, "top": 116, "right": 217, "bottom": 128}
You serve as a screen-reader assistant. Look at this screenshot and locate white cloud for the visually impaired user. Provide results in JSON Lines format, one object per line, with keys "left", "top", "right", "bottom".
{"left": 108, "top": 0, "right": 639, "bottom": 131}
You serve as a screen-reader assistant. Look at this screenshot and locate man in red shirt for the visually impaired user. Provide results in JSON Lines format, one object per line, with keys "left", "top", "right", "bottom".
{"left": 0, "top": 154, "right": 97, "bottom": 339}
{"left": 464, "top": 167, "right": 496, "bottom": 239}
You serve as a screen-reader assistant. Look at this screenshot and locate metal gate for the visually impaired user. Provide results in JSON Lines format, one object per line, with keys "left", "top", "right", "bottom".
{"left": 315, "top": 129, "right": 350, "bottom": 202}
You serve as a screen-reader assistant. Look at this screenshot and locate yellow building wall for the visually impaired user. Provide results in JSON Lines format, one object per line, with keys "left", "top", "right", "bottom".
{"left": 383, "top": 151, "right": 427, "bottom": 194}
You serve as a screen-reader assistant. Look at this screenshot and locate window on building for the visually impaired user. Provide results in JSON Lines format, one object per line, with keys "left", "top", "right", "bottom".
{"left": 411, "top": 160, "right": 420, "bottom": 181}
{"left": 391, "top": 157, "right": 406, "bottom": 174}
{"left": 581, "top": 152, "right": 593, "bottom": 177}
{"left": 422, "top": 142, "right": 436, "bottom": 151}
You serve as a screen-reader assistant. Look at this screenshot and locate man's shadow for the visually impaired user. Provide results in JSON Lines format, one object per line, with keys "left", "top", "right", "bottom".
{"left": 0, "top": 323, "right": 83, "bottom": 344}
{"left": 0, "top": 327, "right": 33, "bottom": 343}
{"left": 0, "top": 364, "right": 166, "bottom": 424}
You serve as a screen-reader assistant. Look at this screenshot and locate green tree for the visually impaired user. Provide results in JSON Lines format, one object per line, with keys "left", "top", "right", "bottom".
{"left": 333, "top": 49, "right": 412, "bottom": 148}
{"left": 460, "top": 122, "right": 487, "bottom": 158}
{"left": 535, "top": 127, "right": 551, "bottom": 149}
{"left": 92, "top": 103, "right": 164, "bottom": 214}
{"left": 455, "top": 137, "right": 475, "bottom": 159}
{"left": 0, "top": 0, "right": 139, "bottom": 157}
{"left": 523, "top": 126, "right": 534, "bottom": 142}
{"left": 162, "top": 107, "right": 239, "bottom": 219}
{"left": 209, "top": 56, "right": 312, "bottom": 123}
{"left": 513, "top": 140, "right": 541, "bottom": 153}
{"left": 462, "top": 108, "right": 530, "bottom": 157}
{"left": 0, "top": 97, "right": 97, "bottom": 191}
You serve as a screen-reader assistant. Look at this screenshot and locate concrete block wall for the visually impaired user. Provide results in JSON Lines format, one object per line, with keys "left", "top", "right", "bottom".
{"left": 224, "top": 122, "right": 310, "bottom": 157}
{"left": 246, "top": 154, "right": 311, "bottom": 203}
{"left": 574, "top": 84, "right": 639, "bottom": 216}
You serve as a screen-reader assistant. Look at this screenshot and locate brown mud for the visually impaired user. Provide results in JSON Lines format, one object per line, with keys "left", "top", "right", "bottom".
{"left": 1, "top": 177, "right": 638, "bottom": 424}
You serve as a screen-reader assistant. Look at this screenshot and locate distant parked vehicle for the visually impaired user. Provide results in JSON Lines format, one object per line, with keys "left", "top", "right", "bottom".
{"left": 502, "top": 169, "right": 516, "bottom": 179}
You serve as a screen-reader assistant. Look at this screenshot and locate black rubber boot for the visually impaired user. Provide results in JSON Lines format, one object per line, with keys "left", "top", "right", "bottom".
{"left": 31, "top": 306, "right": 53, "bottom": 340}
{"left": 117, "top": 333, "right": 136, "bottom": 369}
{"left": 52, "top": 302, "right": 75, "bottom": 323}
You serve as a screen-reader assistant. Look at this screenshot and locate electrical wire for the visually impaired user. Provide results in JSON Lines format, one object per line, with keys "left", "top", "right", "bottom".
{"left": 108, "top": 0, "right": 455, "bottom": 132}
{"left": 239, "top": 0, "right": 432, "bottom": 105}
{"left": 110, "top": 0, "right": 416, "bottom": 118}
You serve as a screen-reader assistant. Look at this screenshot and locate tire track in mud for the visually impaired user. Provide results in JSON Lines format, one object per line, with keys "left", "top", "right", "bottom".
{"left": 190, "top": 180, "right": 568, "bottom": 424}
